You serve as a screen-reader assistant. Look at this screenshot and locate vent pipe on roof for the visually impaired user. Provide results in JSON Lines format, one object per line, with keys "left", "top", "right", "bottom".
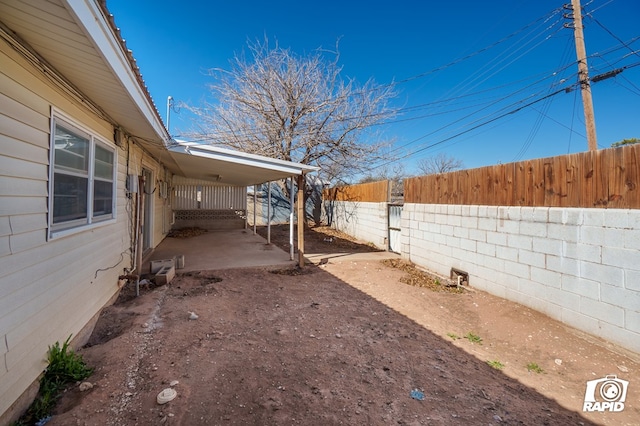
{"left": 166, "top": 96, "right": 173, "bottom": 135}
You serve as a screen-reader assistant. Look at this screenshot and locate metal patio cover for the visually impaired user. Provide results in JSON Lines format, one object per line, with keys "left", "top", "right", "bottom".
{"left": 168, "top": 143, "right": 318, "bottom": 186}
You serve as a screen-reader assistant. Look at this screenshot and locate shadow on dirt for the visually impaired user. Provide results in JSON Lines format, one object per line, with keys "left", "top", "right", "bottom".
{"left": 256, "top": 224, "right": 384, "bottom": 254}
{"left": 65, "top": 264, "right": 600, "bottom": 426}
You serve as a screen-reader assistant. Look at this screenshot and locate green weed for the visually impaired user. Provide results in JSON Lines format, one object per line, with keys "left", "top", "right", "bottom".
{"left": 13, "top": 336, "right": 93, "bottom": 425}
{"left": 464, "top": 332, "right": 483, "bottom": 344}
{"left": 447, "top": 332, "right": 460, "bottom": 340}
{"left": 526, "top": 362, "right": 544, "bottom": 373}
{"left": 487, "top": 360, "right": 504, "bottom": 370}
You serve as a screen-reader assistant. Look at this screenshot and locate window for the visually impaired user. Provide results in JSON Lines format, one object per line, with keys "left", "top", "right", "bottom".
{"left": 49, "top": 115, "right": 116, "bottom": 238}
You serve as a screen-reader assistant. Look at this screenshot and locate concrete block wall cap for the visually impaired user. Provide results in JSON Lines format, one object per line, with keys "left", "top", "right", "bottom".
{"left": 157, "top": 388, "right": 177, "bottom": 404}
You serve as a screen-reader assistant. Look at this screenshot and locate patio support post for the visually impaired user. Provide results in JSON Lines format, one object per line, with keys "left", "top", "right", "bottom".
{"left": 297, "top": 174, "right": 305, "bottom": 267}
{"left": 267, "top": 181, "right": 271, "bottom": 244}
{"left": 244, "top": 187, "right": 248, "bottom": 230}
{"left": 289, "top": 177, "right": 294, "bottom": 261}
{"left": 253, "top": 185, "right": 257, "bottom": 235}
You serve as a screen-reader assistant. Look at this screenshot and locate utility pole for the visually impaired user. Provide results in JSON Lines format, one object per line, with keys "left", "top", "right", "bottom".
{"left": 567, "top": 0, "right": 598, "bottom": 150}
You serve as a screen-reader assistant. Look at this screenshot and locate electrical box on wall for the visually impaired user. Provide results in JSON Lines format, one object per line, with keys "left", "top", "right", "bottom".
{"left": 159, "top": 181, "right": 168, "bottom": 199}
{"left": 113, "top": 127, "right": 124, "bottom": 147}
{"left": 127, "top": 174, "right": 138, "bottom": 193}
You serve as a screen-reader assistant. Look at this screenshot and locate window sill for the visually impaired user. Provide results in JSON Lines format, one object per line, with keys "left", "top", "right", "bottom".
{"left": 48, "top": 217, "right": 117, "bottom": 241}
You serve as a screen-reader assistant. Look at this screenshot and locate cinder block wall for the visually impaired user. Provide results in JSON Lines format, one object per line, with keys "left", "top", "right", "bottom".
{"left": 325, "top": 201, "right": 389, "bottom": 250}
{"left": 402, "top": 204, "right": 640, "bottom": 353}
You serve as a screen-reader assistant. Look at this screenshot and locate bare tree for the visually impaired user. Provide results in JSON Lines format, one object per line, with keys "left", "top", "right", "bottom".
{"left": 357, "top": 163, "right": 405, "bottom": 203}
{"left": 187, "top": 38, "right": 397, "bottom": 188}
{"left": 416, "top": 153, "right": 464, "bottom": 175}
{"left": 358, "top": 164, "right": 405, "bottom": 184}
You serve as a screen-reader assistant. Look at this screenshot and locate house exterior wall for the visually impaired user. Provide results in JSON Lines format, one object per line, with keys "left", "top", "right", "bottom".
{"left": 0, "top": 37, "right": 167, "bottom": 421}
{"left": 140, "top": 157, "right": 172, "bottom": 249}
{"left": 324, "top": 201, "right": 389, "bottom": 250}
{"left": 401, "top": 203, "right": 640, "bottom": 354}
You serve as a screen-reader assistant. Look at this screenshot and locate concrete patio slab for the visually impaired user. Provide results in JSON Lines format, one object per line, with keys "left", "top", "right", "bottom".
{"left": 143, "top": 229, "right": 295, "bottom": 273}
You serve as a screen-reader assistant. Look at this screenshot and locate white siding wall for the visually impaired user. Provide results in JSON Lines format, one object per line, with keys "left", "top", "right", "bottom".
{"left": 326, "top": 201, "right": 388, "bottom": 250}
{"left": 402, "top": 204, "right": 640, "bottom": 354}
{"left": 0, "top": 38, "right": 167, "bottom": 419}
{"left": 139, "top": 158, "right": 172, "bottom": 249}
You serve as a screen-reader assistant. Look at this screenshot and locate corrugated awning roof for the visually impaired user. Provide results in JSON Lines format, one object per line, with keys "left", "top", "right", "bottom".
{"left": 169, "top": 142, "right": 319, "bottom": 186}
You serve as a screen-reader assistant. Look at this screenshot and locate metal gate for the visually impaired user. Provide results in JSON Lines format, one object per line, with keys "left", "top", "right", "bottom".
{"left": 388, "top": 204, "right": 403, "bottom": 253}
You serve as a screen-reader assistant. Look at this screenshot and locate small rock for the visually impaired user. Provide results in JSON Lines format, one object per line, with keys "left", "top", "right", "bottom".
{"left": 493, "top": 414, "right": 503, "bottom": 422}
{"left": 335, "top": 334, "right": 342, "bottom": 338}
{"left": 170, "top": 380, "right": 179, "bottom": 387}
{"left": 142, "top": 323, "right": 149, "bottom": 328}
{"left": 189, "top": 311, "right": 199, "bottom": 320}
{"left": 618, "top": 365, "right": 629, "bottom": 373}
{"left": 78, "top": 382, "right": 93, "bottom": 392}
{"left": 554, "top": 359, "right": 562, "bottom": 366}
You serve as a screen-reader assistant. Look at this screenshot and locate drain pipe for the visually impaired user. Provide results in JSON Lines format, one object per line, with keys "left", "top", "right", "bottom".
{"left": 123, "top": 178, "right": 141, "bottom": 293}
{"left": 134, "top": 175, "right": 145, "bottom": 296}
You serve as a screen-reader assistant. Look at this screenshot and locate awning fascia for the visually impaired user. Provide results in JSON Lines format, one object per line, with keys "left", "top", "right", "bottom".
{"left": 168, "top": 142, "right": 319, "bottom": 186}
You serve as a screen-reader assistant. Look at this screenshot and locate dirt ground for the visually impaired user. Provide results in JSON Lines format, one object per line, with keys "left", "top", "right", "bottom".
{"left": 46, "top": 226, "right": 639, "bottom": 426}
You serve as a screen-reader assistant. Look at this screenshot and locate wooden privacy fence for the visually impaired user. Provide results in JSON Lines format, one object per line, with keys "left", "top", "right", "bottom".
{"left": 323, "top": 180, "right": 390, "bottom": 202}
{"left": 405, "top": 144, "right": 639, "bottom": 208}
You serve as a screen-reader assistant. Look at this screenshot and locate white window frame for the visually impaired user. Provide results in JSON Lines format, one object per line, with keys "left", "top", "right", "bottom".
{"left": 48, "top": 111, "right": 117, "bottom": 240}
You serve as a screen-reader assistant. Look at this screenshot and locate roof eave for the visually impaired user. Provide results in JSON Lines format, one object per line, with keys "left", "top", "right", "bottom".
{"left": 69, "top": 0, "right": 169, "bottom": 146}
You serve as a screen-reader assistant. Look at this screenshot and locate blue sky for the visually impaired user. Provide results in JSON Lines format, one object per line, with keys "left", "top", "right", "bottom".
{"left": 107, "top": 0, "right": 639, "bottom": 175}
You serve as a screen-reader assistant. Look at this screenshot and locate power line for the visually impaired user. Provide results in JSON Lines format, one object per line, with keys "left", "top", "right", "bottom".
{"left": 392, "top": 7, "right": 564, "bottom": 86}
{"left": 588, "top": 16, "right": 640, "bottom": 59}
{"left": 377, "top": 59, "right": 639, "bottom": 171}
{"left": 512, "top": 37, "right": 575, "bottom": 161}
{"left": 369, "top": 85, "right": 572, "bottom": 171}
{"left": 382, "top": 65, "right": 580, "bottom": 157}
{"left": 567, "top": 87, "right": 580, "bottom": 153}
{"left": 439, "top": 15, "right": 566, "bottom": 102}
